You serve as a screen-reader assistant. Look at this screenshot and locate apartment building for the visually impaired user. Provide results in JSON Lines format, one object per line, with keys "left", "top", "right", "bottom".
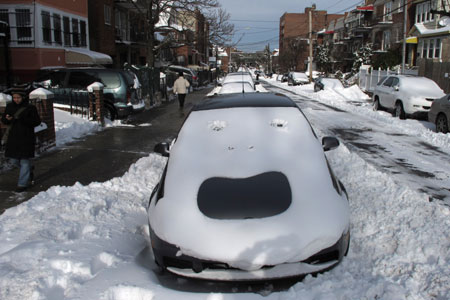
{"left": 279, "top": 6, "right": 343, "bottom": 72}
{"left": 88, "top": 0, "right": 148, "bottom": 68}
{"left": 0, "top": 0, "right": 112, "bottom": 83}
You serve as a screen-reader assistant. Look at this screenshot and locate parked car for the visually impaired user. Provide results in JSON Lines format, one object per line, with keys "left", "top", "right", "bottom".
{"left": 372, "top": 75, "right": 445, "bottom": 119}
{"left": 222, "top": 72, "right": 257, "bottom": 89}
{"left": 35, "top": 68, "right": 144, "bottom": 120}
{"left": 148, "top": 92, "right": 350, "bottom": 281}
{"left": 428, "top": 94, "right": 450, "bottom": 133}
{"left": 281, "top": 73, "right": 289, "bottom": 82}
{"left": 208, "top": 81, "right": 256, "bottom": 96}
{"left": 165, "top": 65, "right": 198, "bottom": 88}
{"left": 314, "top": 77, "right": 344, "bottom": 92}
{"left": 288, "top": 72, "right": 309, "bottom": 86}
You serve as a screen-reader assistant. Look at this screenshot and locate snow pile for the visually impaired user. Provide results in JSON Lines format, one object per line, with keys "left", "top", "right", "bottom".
{"left": 0, "top": 80, "right": 449, "bottom": 299}
{"left": 54, "top": 109, "right": 101, "bottom": 146}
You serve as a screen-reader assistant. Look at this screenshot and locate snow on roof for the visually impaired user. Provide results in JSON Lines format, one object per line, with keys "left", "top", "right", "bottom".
{"left": 414, "top": 22, "right": 450, "bottom": 37}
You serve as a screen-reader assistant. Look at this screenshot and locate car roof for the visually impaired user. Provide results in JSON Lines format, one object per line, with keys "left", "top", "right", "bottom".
{"left": 194, "top": 93, "right": 297, "bottom": 111}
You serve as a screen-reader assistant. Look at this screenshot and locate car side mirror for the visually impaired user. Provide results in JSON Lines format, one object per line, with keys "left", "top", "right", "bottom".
{"left": 154, "top": 142, "right": 170, "bottom": 157}
{"left": 393, "top": 85, "right": 399, "bottom": 91}
{"left": 322, "top": 136, "right": 340, "bottom": 152}
{"left": 217, "top": 82, "right": 222, "bottom": 87}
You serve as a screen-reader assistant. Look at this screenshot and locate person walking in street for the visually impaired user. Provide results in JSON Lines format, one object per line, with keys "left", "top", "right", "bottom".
{"left": 1, "top": 87, "right": 41, "bottom": 192}
{"left": 173, "top": 72, "right": 190, "bottom": 109}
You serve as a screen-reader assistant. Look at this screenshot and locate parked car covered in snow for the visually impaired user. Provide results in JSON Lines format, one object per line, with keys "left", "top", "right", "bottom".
{"left": 428, "top": 93, "right": 450, "bottom": 133}
{"left": 207, "top": 81, "right": 257, "bottom": 96}
{"left": 372, "top": 75, "right": 445, "bottom": 119}
{"left": 148, "top": 93, "right": 350, "bottom": 281}
{"left": 314, "top": 77, "right": 345, "bottom": 92}
{"left": 288, "top": 72, "right": 309, "bottom": 86}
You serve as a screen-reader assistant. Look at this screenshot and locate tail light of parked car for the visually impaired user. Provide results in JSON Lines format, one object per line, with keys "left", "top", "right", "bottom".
{"left": 193, "top": 76, "right": 198, "bottom": 81}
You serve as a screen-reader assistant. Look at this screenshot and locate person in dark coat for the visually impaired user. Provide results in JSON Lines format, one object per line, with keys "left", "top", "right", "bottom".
{"left": 1, "top": 88, "right": 41, "bottom": 192}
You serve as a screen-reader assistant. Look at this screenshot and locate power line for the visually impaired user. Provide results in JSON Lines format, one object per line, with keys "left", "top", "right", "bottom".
{"left": 325, "top": 0, "right": 351, "bottom": 10}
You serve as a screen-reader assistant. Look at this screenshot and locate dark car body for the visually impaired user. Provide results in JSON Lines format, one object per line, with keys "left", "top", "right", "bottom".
{"left": 164, "top": 65, "right": 198, "bottom": 88}
{"left": 428, "top": 93, "right": 450, "bottom": 133}
{"left": 148, "top": 93, "right": 350, "bottom": 281}
{"left": 35, "top": 68, "right": 144, "bottom": 119}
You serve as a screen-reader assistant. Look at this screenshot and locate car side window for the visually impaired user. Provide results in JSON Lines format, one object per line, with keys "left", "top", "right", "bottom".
{"left": 97, "top": 71, "right": 120, "bottom": 88}
{"left": 391, "top": 77, "right": 399, "bottom": 87}
{"left": 377, "top": 76, "right": 387, "bottom": 85}
{"left": 67, "top": 71, "right": 99, "bottom": 89}
{"left": 382, "top": 77, "right": 394, "bottom": 87}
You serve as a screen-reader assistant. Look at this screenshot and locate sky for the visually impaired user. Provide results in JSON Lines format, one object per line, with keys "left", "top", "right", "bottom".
{"left": 1, "top": 79, "right": 449, "bottom": 299}
{"left": 217, "top": 0, "right": 367, "bottom": 52}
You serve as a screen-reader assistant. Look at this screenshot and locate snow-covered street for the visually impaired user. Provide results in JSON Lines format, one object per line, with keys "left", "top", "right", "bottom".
{"left": 0, "top": 82, "right": 449, "bottom": 300}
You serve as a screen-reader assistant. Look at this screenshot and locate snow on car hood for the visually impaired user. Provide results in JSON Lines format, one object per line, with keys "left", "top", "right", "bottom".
{"left": 149, "top": 107, "right": 349, "bottom": 271}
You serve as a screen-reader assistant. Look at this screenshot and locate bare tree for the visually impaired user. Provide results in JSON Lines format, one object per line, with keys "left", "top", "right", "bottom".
{"left": 130, "top": 0, "right": 228, "bottom": 66}
{"left": 206, "top": 7, "right": 234, "bottom": 46}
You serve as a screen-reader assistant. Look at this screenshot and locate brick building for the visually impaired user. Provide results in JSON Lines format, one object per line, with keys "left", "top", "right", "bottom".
{"left": 0, "top": 0, "right": 112, "bottom": 83}
{"left": 88, "top": 0, "right": 148, "bottom": 68}
{"left": 279, "top": 6, "right": 343, "bottom": 72}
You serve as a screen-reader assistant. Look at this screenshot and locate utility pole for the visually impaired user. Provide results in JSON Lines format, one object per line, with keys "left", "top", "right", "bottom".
{"left": 402, "top": 0, "right": 407, "bottom": 74}
{"left": 309, "top": 5, "right": 315, "bottom": 83}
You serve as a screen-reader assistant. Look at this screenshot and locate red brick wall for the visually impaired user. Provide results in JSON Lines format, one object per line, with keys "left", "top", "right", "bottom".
{"left": 88, "top": 0, "right": 116, "bottom": 57}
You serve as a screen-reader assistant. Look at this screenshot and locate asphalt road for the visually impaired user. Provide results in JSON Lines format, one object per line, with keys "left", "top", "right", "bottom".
{"left": 0, "top": 87, "right": 212, "bottom": 214}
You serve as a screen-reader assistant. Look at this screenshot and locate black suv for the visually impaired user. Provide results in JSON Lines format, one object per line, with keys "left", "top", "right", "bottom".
{"left": 35, "top": 68, "right": 144, "bottom": 120}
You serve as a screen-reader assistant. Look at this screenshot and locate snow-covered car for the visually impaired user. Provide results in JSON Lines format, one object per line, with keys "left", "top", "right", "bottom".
{"left": 372, "top": 75, "right": 445, "bottom": 119}
{"left": 207, "top": 81, "right": 256, "bottom": 96}
{"left": 222, "top": 72, "right": 256, "bottom": 88}
{"left": 314, "top": 77, "right": 344, "bottom": 92}
{"left": 288, "top": 72, "right": 309, "bottom": 86}
{"left": 428, "top": 93, "right": 450, "bottom": 133}
{"left": 148, "top": 93, "right": 350, "bottom": 281}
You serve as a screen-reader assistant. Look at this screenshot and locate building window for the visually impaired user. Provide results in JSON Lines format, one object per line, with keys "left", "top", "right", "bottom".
{"left": 63, "top": 16, "right": 70, "bottom": 46}
{"left": 383, "top": 30, "right": 391, "bottom": 50}
{"left": 41, "top": 11, "right": 51, "bottom": 44}
{"left": 53, "top": 14, "right": 62, "bottom": 45}
{"left": 0, "top": 9, "right": 9, "bottom": 27}
{"left": 80, "top": 20, "right": 86, "bottom": 47}
{"left": 435, "top": 38, "right": 441, "bottom": 58}
{"left": 415, "top": 2, "right": 433, "bottom": 23}
{"left": 72, "top": 18, "right": 79, "bottom": 46}
{"left": 16, "top": 9, "right": 32, "bottom": 44}
{"left": 384, "top": 1, "right": 392, "bottom": 21}
{"left": 104, "top": 5, "right": 111, "bottom": 25}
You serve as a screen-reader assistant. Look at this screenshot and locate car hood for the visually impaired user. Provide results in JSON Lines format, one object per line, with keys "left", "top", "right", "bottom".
{"left": 149, "top": 107, "right": 349, "bottom": 271}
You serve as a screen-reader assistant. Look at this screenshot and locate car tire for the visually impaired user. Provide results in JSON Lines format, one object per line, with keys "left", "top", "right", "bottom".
{"left": 104, "top": 104, "right": 116, "bottom": 121}
{"left": 436, "top": 113, "right": 449, "bottom": 133}
{"left": 394, "top": 102, "right": 406, "bottom": 120}
{"left": 373, "top": 97, "right": 383, "bottom": 111}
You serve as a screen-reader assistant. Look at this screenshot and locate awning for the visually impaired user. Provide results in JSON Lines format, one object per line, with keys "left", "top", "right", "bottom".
{"left": 406, "top": 37, "right": 418, "bottom": 44}
{"left": 65, "top": 48, "right": 113, "bottom": 65}
{"left": 357, "top": 5, "right": 374, "bottom": 11}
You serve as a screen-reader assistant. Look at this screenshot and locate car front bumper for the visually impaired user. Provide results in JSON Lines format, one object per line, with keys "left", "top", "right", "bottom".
{"left": 167, "top": 260, "right": 338, "bottom": 281}
{"left": 150, "top": 226, "right": 349, "bottom": 281}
